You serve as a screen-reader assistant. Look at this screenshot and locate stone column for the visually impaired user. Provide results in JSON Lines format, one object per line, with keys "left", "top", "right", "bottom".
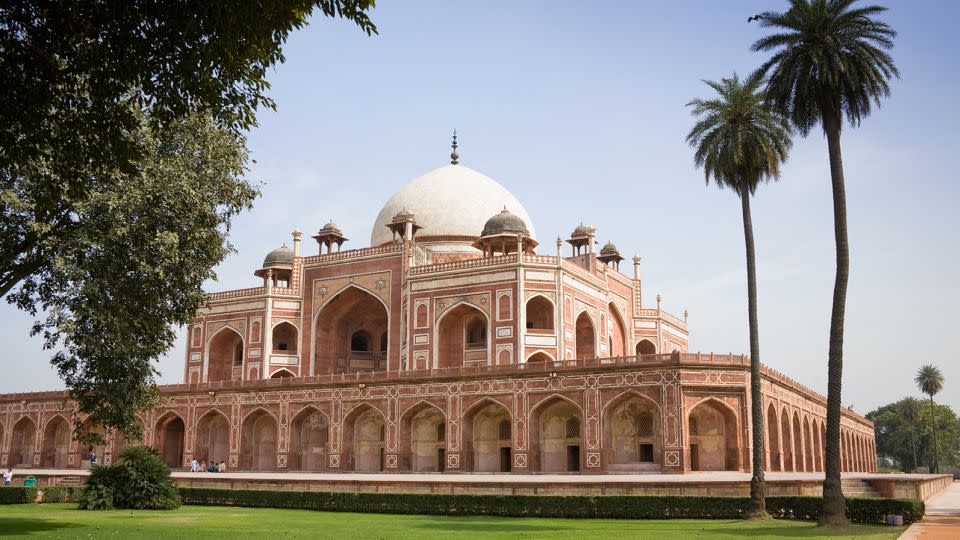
{"left": 262, "top": 269, "right": 273, "bottom": 380}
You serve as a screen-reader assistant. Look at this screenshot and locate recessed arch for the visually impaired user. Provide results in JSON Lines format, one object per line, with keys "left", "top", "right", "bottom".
{"left": 636, "top": 339, "right": 657, "bottom": 356}
{"left": 434, "top": 300, "right": 489, "bottom": 369}
{"left": 803, "top": 415, "right": 814, "bottom": 472}
{"left": 574, "top": 310, "right": 597, "bottom": 360}
{"left": 240, "top": 408, "right": 278, "bottom": 471}
{"left": 289, "top": 405, "right": 329, "bottom": 471}
{"left": 529, "top": 394, "right": 584, "bottom": 472}
{"left": 154, "top": 411, "right": 185, "bottom": 469}
{"left": 204, "top": 326, "right": 245, "bottom": 383}
{"left": 792, "top": 411, "right": 804, "bottom": 472}
{"left": 399, "top": 401, "right": 447, "bottom": 472}
{"left": 341, "top": 403, "right": 387, "bottom": 472}
{"left": 10, "top": 417, "right": 37, "bottom": 467}
{"left": 525, "top": 294, "right": 555, "bottom": 332}
{"left": 41, "top": 414, "right": 71, "bottom": 468}
{"left": 270, "top": 368, "right": 296, "bottom": 379}
{"left": 462, "top": 398, "right": 513, "bottom": 473}
{"left": 766, "top": 403, "right": 781, "bottom": 471}
{"left": 194, "top": 409, "right": 230, "bottom": 467}
{"left": 606, "top": 302, "right": 627, "bottom": 357}
{"left": 525, "top": 350, "right": 555, "bottom": 363}
{"left": 602, "top": 390, "right": 662, "bottom": 470}
{"left": 313, "top": 285, "right": 390, "bottom": 375}
{"left": 271, "top": 321, "right": 299, "bottom": 355}
{"left": 780, "top": 406, "right": 794, "bottom": 471}
{"left": 687, "top": 397, "right": 739, "bottom": 471}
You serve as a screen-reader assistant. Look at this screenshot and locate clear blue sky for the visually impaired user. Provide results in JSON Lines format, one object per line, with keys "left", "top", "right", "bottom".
{"left": 2, "top": 1, "right": 957, "bottom": 414}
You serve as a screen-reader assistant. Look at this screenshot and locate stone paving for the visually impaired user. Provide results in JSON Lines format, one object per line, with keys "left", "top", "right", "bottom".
{"left": 900, "top": 481, "right": 960, "bottom": 540}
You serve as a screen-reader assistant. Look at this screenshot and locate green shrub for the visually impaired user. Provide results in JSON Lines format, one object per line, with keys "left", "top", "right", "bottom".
{"left": 78, "top": 445, "right": 180, "bottom": 511}
{"left": 0, "top": 487, "right": 36, "bottom": 504}
{"left": 178, "top": 488, "right": 923, "bottom": 524}
{"left": 38, "top": 486, "right": 78, "bottom": 503}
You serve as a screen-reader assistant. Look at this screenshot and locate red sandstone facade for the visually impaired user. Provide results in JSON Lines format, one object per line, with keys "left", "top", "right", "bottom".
{"left": 0, "top": 157, "right": 876, "bottom": 475}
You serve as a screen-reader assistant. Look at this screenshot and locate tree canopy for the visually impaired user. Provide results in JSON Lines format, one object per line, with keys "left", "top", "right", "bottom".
{"left": 867, "top": 397, "right": 959, "bottom": 473}
{"left": 0, "top": 1, "right": 377, "bottom": 442}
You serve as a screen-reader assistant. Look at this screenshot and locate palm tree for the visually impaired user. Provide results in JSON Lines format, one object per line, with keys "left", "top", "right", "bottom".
{"left": 915, "top": 365, "right": 944, "bottom": 473}
{"left": 899, "top": 396, "right": 922, "bottom": 472}
{"left": 751, "top": 0, "right": 899, "bottom": 525}
{"left": 687, "top": 73, "right": 792, "bottom": 517}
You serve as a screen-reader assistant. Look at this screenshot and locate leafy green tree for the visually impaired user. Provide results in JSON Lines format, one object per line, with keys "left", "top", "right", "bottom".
{"left": 0, "top": 1, "right": 376, "bottom": 442}
{"left": 687, "top": 73, "right": 792, "bottom": 517}
{"left": 915, "top": 365, "right": 945, "bottom": 472}
{"left": 867, "top": 398, "right": 959, "bottom": 473}
{"left": 751, "top": 0, "right": 899, "bottom": 525}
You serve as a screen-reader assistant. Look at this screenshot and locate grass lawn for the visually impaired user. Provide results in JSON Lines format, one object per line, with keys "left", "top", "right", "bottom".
{"left": 0, "top": 504, "right": 906, "bottom": 539}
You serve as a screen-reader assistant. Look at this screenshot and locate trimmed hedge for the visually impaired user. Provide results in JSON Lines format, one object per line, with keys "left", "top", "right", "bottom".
{"left": 0, "top": 487, "right": 37, "bottom": 504}
{"left": 178, "top": 488, "right": 925, "bottom": 524}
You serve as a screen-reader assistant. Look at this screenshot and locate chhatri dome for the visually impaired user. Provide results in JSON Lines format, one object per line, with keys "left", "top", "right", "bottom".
{"left": 370, "top": 132, "right": 536, "bottom": 249}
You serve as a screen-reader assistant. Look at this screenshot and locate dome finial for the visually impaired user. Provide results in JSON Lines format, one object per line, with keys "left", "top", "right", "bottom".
{"left": 450, "top": 129, "right": 459, "bottom": 165}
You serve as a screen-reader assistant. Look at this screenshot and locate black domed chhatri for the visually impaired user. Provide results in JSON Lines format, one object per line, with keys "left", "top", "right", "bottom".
{"left": 481, "top": 207, "right": 530, "bottom": 237}
{"left": 263, "top": 244, "right": 294, "bottom": 267}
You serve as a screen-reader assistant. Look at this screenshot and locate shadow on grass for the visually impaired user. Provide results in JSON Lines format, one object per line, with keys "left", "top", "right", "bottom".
{"left": 4, "top": 518, "right": 81, "bottom": 536}
{"left": 403, "top": 517, "right": 569, "bottom": 534}
{"left": 730, "top": 523, "right": 901, "bottom": 537}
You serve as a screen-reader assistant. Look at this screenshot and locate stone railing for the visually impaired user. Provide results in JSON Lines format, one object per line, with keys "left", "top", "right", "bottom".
{"left": 208, "top": 286, "right": 266, "bottom": 301}
{"left": 410, "top": 253, "right": 518, "bottom": 275}
{"left": 521, "top": 254, "right": 558, "bottom": 265}
{"left": 300, "top": 244, "right": 402, "bottom": 265}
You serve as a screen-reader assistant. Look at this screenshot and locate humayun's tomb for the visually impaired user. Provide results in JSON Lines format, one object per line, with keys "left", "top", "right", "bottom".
{"left": 0, "top": 139, "right": 878, "bottom": 480}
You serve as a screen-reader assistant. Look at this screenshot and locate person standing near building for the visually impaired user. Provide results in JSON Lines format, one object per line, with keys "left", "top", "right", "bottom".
{"left": 89, "top": 449, "right": 97, "bottom": 466}
{"left": 3, "top": 468, "right": 12, "bottom": 485}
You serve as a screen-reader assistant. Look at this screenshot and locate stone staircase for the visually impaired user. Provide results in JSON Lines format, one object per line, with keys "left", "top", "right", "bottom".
{"left": 842, "top": 478, "right": 881, "bottom": 498}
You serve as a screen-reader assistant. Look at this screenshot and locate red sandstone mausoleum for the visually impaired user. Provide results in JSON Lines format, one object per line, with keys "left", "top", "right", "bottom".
{"left": 0, "top": 140, "right": 876, "bottom": 475}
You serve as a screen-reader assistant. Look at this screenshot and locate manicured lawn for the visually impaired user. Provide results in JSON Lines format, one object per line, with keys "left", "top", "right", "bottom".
{"left": 0, "top": 504, "right": 905, "bottom": 539}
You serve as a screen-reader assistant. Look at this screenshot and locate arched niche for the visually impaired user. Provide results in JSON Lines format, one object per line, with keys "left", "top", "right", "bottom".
{"left": 526, "top": 351, "right": 554, "bottom": 363}
{"left": 314, "top": 287, "right": 389, "bottom": 375}
{"left": 155, "top": 413, "right": 185, "bottom": 469}
{"left": 636, "top": 339, "right": 656, "bottom": 356}
{"left": 461, "top": 400, "right": 512, "bottom": 473}
{"left": 10, "top": 417, "right": 36, "bottom": 467}
{"left": 80, "top": 419, "right": 108, "bottom": 465}
{"left": 574, "top": 312, "right": 595, "bottom": 360}
{"left": 272, "top": 322, "right": 298, "bottom": 355}
{"left": 525, "top": 296, "right": 554, "bottom": 332}
{"left": 766, "top": 404, "right": 781, "bottom": 471}
{"left": 41, "top": 416, "right": 71, "bottom": 468}
{"left": 687, "top": 399, "right": 739, "bottom": 471}
{"left": 399, "top": 402, "right": 446, "bottom": 472}
{"left": 607, "top": 303, "right": 627, "bottom": 357}
{"left": 603, "top": 393, "right": 661, "bottom": 471}
{"left": 341, "top": 404, "right": 386, "bottom": 472}
{"left": 194, "top": 411, "right": 230, "bottom": 466}
{"left": 436, "top": 303, "right": 488, "bottom": 368}
{"left": 792, "top": 412, "right": 804, "bottom": 471}
{"left": 530, "top": 397, "right": 583, "bottom": 472}
{"left": 803, "top": 416, "right": 814, "bottom": 472}
{"left": 780, "top": 408, "right": 794, "bottom": 471}
{"left": 207, "top": 328, "right": 244, "bottom": 383}
{"left": 240, "top": 409, "right": 277, "bottom": 471}
{"left": 289, "top": 407, "right": 329, "bottom": 472}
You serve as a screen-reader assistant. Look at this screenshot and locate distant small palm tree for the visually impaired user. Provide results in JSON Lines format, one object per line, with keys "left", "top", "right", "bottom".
{"left": 687, "top": 72, "right": 792, "bottom": 517}
{"left": 899, "top": 397, "right": 922, "bottom": 472}
{"left": 915, "top": 365, "right": 944, "bottom": 473}
{"left": 751, "top": 0, "right": 899, "bottom": 526}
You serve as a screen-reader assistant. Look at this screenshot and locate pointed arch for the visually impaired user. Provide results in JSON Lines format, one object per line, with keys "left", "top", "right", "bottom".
{"left": 636, "top": 339, "right": 657, "bottom": 356}
{"left": 780, "top": 406, "right": 793, "bottom": 471}
{"left": 154, "top": 411, "right": 185, "bottom": 469}
{"left": 194, "top": 409, "right": 230, "bottom": 467}
{"left": 525, "top": 350, "right": 555, "bottom": 363}
{"left": 204, "top": 325, "right": 245, "bottom": 383}
{"left": 574, "top": 310, "right": 597, "bottom": 360}
{"left": 341, "top": 403, "right": 387, "bottom": 472}
{"left": 687, "top": 397, "right": 740, "bottom": 471}
{"left": 530, "top": 394, "right": 584, "bottom": 472}
{"left": 803, "top": 415, "right": 814, "bottom": 472}
{"left": 399, "top": 400, "right": 447, "bottom": 472}
{"left": 602, "top": 390, "right": 662, "bottom": 470}
{"left": 462, "top": 397, "right": 513, "bottom": 473}
{"left": 41, "top": 414, "right": 71, "bottom": 468}
{"left": 10, "top": 416, "right": 37, "bottom": 467}
{"left": 434, "top": 300, "right": 489, "bottom": 369}
{"left": 240, "top": 407, "right": 278, "bottom": 471}
{"left": 525, "top": 294, "right": 555, "bottom": 332}
{"left": 313, "top": 284, "right": 390, "bottom": 375}
{"left": 271, "top": 320, "right": 299, "bottom": 355}
{"left": 270, "top": 368, "right": 296, "bottom": 379}
{"left": 606, "top": 302, "right": 628, "bottom": 357}
{"left": 792, "top": 411, "right": 804, "bottom": 472}
{"left": 289, "top": 405, "right": 330, "bottom": 471}
{"left": 766, "top": 403, "right": 781, "bottom": 471}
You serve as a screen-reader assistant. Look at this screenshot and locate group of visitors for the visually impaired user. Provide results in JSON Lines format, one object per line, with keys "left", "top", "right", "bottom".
{"left": 190, "top": 458, "right": 226, "bottom": 473}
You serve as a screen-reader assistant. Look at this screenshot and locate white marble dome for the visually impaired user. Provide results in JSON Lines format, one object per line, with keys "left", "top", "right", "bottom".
{"left": 370, "top": 164, "right": 536, "bottom": 247}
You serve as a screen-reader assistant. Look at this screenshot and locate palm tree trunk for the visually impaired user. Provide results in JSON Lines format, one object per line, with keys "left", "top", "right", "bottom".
{"left": 928, "top": 395, "right": 940, "bottom": 473}
{"left": 820, "top": 108, "right": 849, "bottom": 527}
{"left": 741, "top": 186, "right": 766, "bottom": 517}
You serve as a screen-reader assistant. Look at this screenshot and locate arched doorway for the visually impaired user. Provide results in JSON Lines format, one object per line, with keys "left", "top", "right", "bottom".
{"left": 812, "top": 420, "right": 823, "bottom": 472}
{"left": 342, "top": 405, "right": 385, "bottom": 472}
{"left": 526, "top": 351, "right": 553, "bottom": 363}
{"left": 41, "top": 416, "right": 71, "bottom": 468}
{"left": 194, "top": 411, "right": 230, "bottom": 466}
{"left": 636, "top": 339, "right": 656, "bottom": 356}
{"left": 607, "top": 304, "right": 627, "bottom": 357}
{"left": 207, "top": 328, "right": 244, "bottom": 383}
{"left": 155, "top": 414, "right": 185, "bottom": 469}
{"left": 687, "top": 399, "right": 739, "bottom": 471}
{"left": 240, "top": 410, "right": 277, "bottom": 471}
{"left": 436, "top": 303, "right": 488, "bottom": 368}
{"left": 575, "top": 312, "right": 595, "bottom": 360}
{"left": 766, "top": 404, "right": 781, "bottom": 471}
{"left": 792, "top": 412, "right": 804, "bottom": 472}
{"left": 314, "top": 287, "right": 389, "bottom": 374}
{"left": 604, "top": 394, "right": 661, "bottom": 471}
{"left": 780, "top": 408, "right": 793, "bottom": 471}
{"left": 289, "top": 407, "right": 329, "bottom": 471}
{"left": 271, "top": 322, "right": 298, "bottom": 355}
{"left": 525, "top": 296, "right": 554, "bottom": 332}
{"left": 462, "top": 400, "right": 512, "bottom": 472}
{"left": 803, "top": 417, "right": 814, "bottom": 471}
{"left": 399, "top": 403, "right": 446, "bottom": 472}
{"left": 80, "top": 419, "right": 108, "bottom": 466}
{"left": 10, "top": 418, "right": 36, "bottom": 467}
{"left": 531, "top": 397, "right": 583, "bottom": 472}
